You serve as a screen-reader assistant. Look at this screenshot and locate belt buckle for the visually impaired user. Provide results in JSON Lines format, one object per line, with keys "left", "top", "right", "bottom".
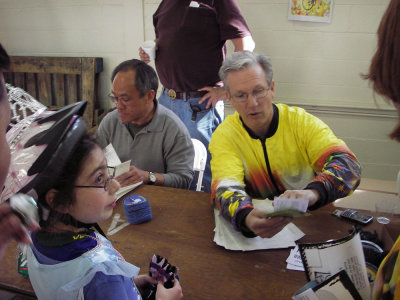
{"left": 167, "top": 89, "right": 177, "bottom": 99}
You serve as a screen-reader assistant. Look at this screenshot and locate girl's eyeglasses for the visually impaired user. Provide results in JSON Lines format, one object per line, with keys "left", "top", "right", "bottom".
{"left": 74, "top": 166, "right": 116, "bottom": 192}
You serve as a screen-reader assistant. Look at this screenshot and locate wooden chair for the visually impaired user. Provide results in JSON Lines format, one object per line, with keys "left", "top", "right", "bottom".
{"left": 3, "top": 56, "right": 103, "bottom": 127}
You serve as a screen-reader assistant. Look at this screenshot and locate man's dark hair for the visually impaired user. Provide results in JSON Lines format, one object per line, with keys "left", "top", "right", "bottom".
{"left": 111, "top": 59, "right": 158, "bottom": 100}
{"left": 0, "top": 43, "right": 11, "bottom": 101}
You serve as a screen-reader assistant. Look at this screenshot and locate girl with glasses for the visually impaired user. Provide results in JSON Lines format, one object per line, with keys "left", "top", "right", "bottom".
{"left": 26, "top": 134, "right": 183, "bottom": 300}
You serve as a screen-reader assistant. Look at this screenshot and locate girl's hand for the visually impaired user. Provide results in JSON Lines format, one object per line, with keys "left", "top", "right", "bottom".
{"left": 133, "top": 274, "right": 157, "bottom": 295}
{"left": 156, "top": 279, "right": 183, "bottom": 300}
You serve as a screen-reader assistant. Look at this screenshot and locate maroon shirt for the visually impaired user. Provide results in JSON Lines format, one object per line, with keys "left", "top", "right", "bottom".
{"left": 153, "top": 0, "right": 251, "bottom": 92}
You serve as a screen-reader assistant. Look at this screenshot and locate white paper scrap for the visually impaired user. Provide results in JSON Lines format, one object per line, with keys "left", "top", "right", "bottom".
{"left": 114, "top": 160, "right": 131, "bottom": 177}
{"left": 286, "top": 246, "right": 305, "bottom": 271}
{"left": 103, "top": 143, "right": 121, "bottom": 166}
{"left": 189, "top": 1, "right": 200, "bottom": 7}
{"left": 274, "top": 197, "right": 309, "bottom": 213}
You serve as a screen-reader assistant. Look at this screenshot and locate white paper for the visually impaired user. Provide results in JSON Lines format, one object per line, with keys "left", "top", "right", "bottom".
{"left": 286, "top": 245, "right": 305, "bottom": 271}
{"left": 213, "top": 200, "right": 305, "bottom": 251}
{"left": 299, "top": 231, "right": 370, "bottom": 300}
{"left": 287, "top": 263, "right": 306, "bottom": 271}
{"left": 292, "top": 288, "right": 320, "bottom": 300}
{"left": 103, "top": 144, "right": 121, "bottom": 166}
{"left": 274, "top": 196, "right": 309, "bottom": 213}
{"left": 189, "top": 1, "right": 200, "bottom": 7}
{"left": 114, "top": 160, "right": 131, "bottom": 178}
{"left": 116, "top": 181, "right": 143, "bottom": 200}
{"left": 103, "top": 144, "right": 142, "bottom": 200}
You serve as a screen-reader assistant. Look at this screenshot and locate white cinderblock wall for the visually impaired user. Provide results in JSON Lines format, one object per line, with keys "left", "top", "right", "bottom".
{"left": 0, "top": 0, "right": 398, "bottom": 181}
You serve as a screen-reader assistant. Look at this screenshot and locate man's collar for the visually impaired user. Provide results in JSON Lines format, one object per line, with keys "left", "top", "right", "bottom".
{"left": 240, "top": 104, "right": 279, "bottom": 140}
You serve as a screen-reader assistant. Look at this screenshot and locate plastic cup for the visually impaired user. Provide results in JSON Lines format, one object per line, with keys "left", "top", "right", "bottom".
{"left": 140, "top": 40, "right": 156, "bottom": 61}
{"left": 375, "top": 201, "right": 396, "bottom": 224}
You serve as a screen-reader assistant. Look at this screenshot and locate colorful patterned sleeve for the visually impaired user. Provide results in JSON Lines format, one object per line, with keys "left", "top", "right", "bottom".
{"left": 212, "top": 181, "right": 253, "bottom": 231}
{"left": 307, "top": 148, "right": 361, "bottom": 208}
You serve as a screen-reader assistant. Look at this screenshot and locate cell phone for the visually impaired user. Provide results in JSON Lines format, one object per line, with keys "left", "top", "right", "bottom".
{"left": 332, "top": 209, "right": 373, "bottom": 225}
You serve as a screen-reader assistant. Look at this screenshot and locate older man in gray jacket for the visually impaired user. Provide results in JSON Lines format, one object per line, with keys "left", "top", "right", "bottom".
{"left": 96, "top": 59, "right": 194, "bottom": 189}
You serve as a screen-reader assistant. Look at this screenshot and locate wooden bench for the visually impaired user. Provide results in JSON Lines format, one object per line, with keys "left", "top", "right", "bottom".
{"left": 3, "top": 56, "right": 103, "bottom": 127}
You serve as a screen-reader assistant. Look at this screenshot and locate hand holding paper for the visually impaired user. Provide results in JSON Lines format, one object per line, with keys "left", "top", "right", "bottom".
{"left": 245, "top": 208, "right": 292, "bottom": 238}
{"left": 213, "top": 200, "right": 305, "bottom": 251}
{"left": 276, "top": 189, "right": 318, "bottom": 207}
{"left": 266, "top": 196, "right": 310, "bottom": 218}
{"left": 265, "top": 209, "right": 310, "bottom": 218}
{"left": 103, "top": 144, "right": 142, "bottom": 199}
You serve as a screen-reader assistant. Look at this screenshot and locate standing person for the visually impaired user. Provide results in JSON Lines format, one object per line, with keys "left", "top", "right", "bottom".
{"left": 96, "top": 59, "right": 194, "bottom": 190}
{"left": 364, "top": 0, "right": 400, "bottom": 298}
{"left": 0, "top": 43, "right": 39, "bottom": 260}
{"left": 26, "top": 133, "right": 183, "bottom": 300}
{"left": 210, "top": 51, "right": 361, "bottom": 238}
{"left": 139, "top": 0, "right": 255, "bottom": 192}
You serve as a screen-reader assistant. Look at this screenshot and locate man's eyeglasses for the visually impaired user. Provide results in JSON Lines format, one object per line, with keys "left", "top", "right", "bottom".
{"left": 108, "top": 93, "right": 132, "bottom": 105}
{"left": 230, "top": 87, "right": 270, "bottom": 103}
{"left": 74, "top": 166, "right": 116, "bottom": 192}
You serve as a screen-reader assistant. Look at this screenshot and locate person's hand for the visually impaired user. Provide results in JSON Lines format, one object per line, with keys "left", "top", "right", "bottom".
{"left": 115, "top": 165, "right": 148, "bottom": 187}
{"left": 0, "top": 204, "right": 40, "bottom": 260}
{"left": 133, "top": 274, "right": 157, "bottom": 295}
{"left": 139, "top": 47, "right": 150, "bottom": 64}
{"left": 245, "top": 208, "right": 292, "bottom": 238}
{"left": 156, "top": 279, "right": 183, "bottom": 300}
{"left": 198, "top": 86, "right": 227, "bottom": 109}
{"left": 278, "top": 189, "right": 319, "bottom": 207}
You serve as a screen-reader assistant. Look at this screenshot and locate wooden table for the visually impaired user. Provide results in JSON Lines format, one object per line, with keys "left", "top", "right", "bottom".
{"left": 0, "top": 185, "right": 399, "bottom": 300}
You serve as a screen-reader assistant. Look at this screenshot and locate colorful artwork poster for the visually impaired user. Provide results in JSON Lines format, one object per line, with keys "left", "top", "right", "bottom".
{"left": 288, "top": 0, "right": 333, "bottom": 23}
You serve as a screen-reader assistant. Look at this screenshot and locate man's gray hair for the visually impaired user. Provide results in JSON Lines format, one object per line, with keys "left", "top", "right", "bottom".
{"left": 219, "top": 51, "right": 273, "bottom": 92}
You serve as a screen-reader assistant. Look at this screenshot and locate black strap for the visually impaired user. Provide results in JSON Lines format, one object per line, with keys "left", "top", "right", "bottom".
{"left": 94, "top": 223, "right": 107, "bottom": 238}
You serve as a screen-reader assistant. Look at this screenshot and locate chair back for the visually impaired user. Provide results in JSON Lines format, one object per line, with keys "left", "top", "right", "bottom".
{"left": 191, "top": 138, "right": 207, "bottom": 191}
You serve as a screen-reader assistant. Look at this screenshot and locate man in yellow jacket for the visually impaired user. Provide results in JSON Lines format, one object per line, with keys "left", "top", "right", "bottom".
{"left": 210, "top": 51, "right": 361, "bottom": 238}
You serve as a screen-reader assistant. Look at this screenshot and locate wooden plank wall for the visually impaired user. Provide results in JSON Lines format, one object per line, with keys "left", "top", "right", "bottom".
{"left": 4, "top": 56, "right": 103, "bottom": 127}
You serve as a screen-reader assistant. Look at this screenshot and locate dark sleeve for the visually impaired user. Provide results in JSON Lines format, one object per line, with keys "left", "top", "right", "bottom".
{"left": 236, "top": 207, "right": 257, "bottom": 238}
{"left": 215, "top": 0, "right": 252, "bottom": 40}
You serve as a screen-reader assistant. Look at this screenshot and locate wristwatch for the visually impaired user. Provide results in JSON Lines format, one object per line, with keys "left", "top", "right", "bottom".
{"left": 148, "top": 172, "right": 156, "bottom": 185}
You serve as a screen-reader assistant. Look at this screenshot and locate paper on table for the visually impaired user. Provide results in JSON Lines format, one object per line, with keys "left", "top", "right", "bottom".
{"left": 286, "top": 245, "right": 305, "bottom": 271}
{"left": 213, "top": 200, "right": 305, "bottom": 251}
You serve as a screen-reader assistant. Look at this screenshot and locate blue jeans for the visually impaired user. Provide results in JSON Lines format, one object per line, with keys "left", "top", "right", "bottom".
{"left": 158, "top": 90, "right": 224, "bottom": 192}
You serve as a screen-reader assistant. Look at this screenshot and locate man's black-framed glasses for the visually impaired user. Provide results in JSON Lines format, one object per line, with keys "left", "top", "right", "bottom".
{"left": 74, "top": 166, "right": 116, "bottom": 192}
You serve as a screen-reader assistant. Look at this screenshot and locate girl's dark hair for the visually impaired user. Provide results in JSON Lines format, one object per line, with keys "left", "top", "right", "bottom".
{"left": 40, "top": 134, "right": 100, "bottom": 229}
{"left": 363, "top": 0, "right": 400, "bottom": 141}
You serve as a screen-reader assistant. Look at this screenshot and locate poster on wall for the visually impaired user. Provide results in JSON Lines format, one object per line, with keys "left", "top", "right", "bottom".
{"left": 288, "top": 0, "right": 333, "bottom": 23}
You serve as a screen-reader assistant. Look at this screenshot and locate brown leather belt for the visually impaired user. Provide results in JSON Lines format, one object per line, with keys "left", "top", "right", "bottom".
{"left": 163, "top": 88, "right": 207, "bottom": 100}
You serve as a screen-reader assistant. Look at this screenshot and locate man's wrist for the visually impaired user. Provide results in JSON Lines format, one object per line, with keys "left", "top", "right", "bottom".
{"left": 236, "top": 207, "right": 256, "bottom": 238}
{"left": 148, "top": 171, "right": 156, "bottom": 185}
